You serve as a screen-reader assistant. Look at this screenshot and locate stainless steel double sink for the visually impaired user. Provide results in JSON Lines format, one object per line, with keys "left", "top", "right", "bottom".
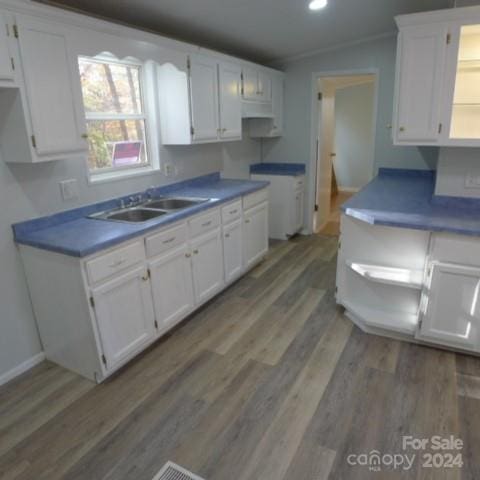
{"left": 88, "top": 197, "right": 210, "bottom": 223}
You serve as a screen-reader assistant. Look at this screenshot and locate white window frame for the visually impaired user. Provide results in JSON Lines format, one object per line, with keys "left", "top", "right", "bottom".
{"left": 78, "top": 55, "right": 159, "bottom": 184}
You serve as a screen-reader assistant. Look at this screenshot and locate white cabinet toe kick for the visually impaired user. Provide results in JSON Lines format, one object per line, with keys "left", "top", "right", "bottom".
{"left": 337, "top": 214, "right": 480, "bottom": 356}
{"left": 19, "top": 189, "right": 269, "bottom": 382}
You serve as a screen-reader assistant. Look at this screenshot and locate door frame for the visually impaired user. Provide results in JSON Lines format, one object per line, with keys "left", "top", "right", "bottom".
{"left": 309, "top": 68, "right": 380, "bottom": 232}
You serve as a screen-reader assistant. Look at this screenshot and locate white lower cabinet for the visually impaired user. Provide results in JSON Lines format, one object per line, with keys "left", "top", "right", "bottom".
{"left": 191, "top": 227, "right": 224, "bottom": 303}
{"left": 293, "top": 188, "right": 305, "bottom": 234}
{"left": 223, "top": 219, "right": 243, "bottom": 283}
{"left": 244, "top": 201, "right": 269, "bottom": 269}
{"left": 417, "top": 262, "right": 480, "bottom": 352}
{"left": 91, "top": 266, "right": 156, "bottom": 370}
{"left": 149, "top": 244, "right": 195, "bottom": 330}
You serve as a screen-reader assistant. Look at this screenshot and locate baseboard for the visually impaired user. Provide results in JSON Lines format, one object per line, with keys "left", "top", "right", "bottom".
{"left": 0, "top": 352, "right": 46, "bottom": 387}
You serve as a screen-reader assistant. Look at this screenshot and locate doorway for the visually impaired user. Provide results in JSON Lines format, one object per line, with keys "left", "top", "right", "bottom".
{"left": 313, "top": 72, "right": 378, "bottom": 235}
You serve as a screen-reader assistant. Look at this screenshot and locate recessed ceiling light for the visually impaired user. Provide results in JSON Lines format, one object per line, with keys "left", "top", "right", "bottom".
{"left": 309, "top": 0, "right": 328, "bottom": 10}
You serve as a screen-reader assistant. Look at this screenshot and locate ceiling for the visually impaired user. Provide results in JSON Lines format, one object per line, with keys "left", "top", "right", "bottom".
{"left": 38, "top": 0, "right": 453, "bottom": 63}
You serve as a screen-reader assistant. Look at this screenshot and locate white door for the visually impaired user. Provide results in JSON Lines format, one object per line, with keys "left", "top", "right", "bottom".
{"left": 218, "top": 62, "right": 242, "bottom": 140}
{"left": 244, "top": 202, "right": 269, "bottom": 269}
{"left": 189, "top": 55, "right": 219, "bottom": 142}
{"left": 271, "top": 75, "right": 284, "bottom": 136}
{"left": 16, "top": 15, "right": 86, "bottom": 156}
{"left": 257, "top": 71, "right": 272, "bottom": 102}
{"left": 223, "top": 219, "right": 243, "bottom": 283}
{"left": 395, "top": 23, "right": 449, "bottom": 144}
{"left": 293, "top": 188, "right": 305, "bottom": 233}
{"left": 314, "top": 82, "right": 335, "bottom": 232}
{"left": 91, "top": 266, "right": 156, "bottom": 370}
{"left": 149, "top": 244, "right": 195, "bottom": 330}
{"left": 242, "top": 67, "right": 258, "bottom": 101}
{"left": 191, "top": 228, "right": 224, "bottom": 304}
{"left": 0, "top": 12, "right": 14, "bottom": 81}
{"left": 417, "top": 262, "right": 480, "bottom": 351}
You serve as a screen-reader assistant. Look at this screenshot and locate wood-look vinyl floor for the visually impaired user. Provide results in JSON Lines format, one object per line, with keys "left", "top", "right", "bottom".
{"left": 1, "top": 234, "right": 479, "bottom": 480}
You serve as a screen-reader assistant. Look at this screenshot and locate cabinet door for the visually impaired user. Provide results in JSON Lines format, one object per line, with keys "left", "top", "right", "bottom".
{"left": 16, "top": 16, "right": 86, "bottom": 157}
{"left": 149, "top": 244, "right": 195, "bottom": 329}
{"left": 418, "top": 262, "right": 480, "bottom": 351}
{"left": 244, "top": 202, "right": 269, "bottom": 269}
{"left": 293, "top": 189, "right": 305, "bottom": 233}
{"left": 218, "top": 62, "right": 242, "bottom": 140}
{"left": 0, "top": 12, "right": 14, "bottom": 81}
{"left": 242, "top": 66, "right": 258, "bottom": 101}
{"left": 191, "top": 228, "right": 224, "bottom": 304}
{"left": 271, "top": 75, "right": 284, "bottom": 136}
{"left": 394, "top": 24, "right": 449, "bottom": 144}
{"left": 189, "top": 55, "right": 219, "bottom": 142}
{"left": 257, "top": 71, "right": 272, "bottom": 102}
{"left": 223, "top": 219, "right": 243, "bottom": 283}
{"left": 91, "top": 266, "right": 156, "bottom": 370}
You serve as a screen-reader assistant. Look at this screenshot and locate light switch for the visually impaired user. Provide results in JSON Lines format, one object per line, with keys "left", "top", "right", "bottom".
{"left": 59, "top": 179, "right": 79, "bottom": 201}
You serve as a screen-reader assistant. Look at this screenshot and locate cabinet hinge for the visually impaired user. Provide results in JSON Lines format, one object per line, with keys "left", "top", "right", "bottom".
{"left": 318, "top": 92, "right": 323, "bottom": 101}
{"left": 101, "top": 354, "right": 107, "bottom": 366}
{"left": 438, "top": 123, "right": 443, "bottom": 134}
{"left": 187, "top": 57, "right": 191, "bottom": 70}
{"left": 89, "top": 296, "right": 95, "bottom": 308}
{"left": 13, "top": 24, "right": 18, "bottom": 39}
{"left": 31, "top": 135, "right": 37, "bottom": 148}
{"left": 10, "top": 57, "right": 14, "bottom": 71}
{"left": 147, "top": 268, "right": 151, "bottom": 279}
{"left": 154, "top": 319, "right": 158, "bottom": 329}
{"left": 446, "top": 33, "right": 451, "bottom": 45}
{"left": 190, "top": 125, "right": 195, "bottom": 136}
{"left": 314, "top": 204, "right": 319, "bottom": 212}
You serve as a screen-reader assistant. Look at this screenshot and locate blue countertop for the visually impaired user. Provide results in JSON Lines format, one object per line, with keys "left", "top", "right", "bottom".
{"left": 342, "top": 168, "right": 480, "bottom": 236}
{"left": 250, "top": 162, "right": 306, "bottom": 177}
{"left": 13, "top": 173, "right": 269, "bottom": 258}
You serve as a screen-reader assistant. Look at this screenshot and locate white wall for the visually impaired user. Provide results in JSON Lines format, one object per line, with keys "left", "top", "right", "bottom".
{"left": 334, "top": 82, "right": 375, "bottom": 190}
{"left": 0, "top": 137, "right": 260, "bottom": 380}
{"left": 263, "top": 35, "right": 439, "bottom": 231}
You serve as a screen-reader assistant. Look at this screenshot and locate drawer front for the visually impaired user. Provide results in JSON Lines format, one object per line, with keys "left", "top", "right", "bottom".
{"left": 146, "top": 223, "right": 188, "bottom": 258}
{"left": 221, "top": 200, "right": 242, "bottom": 224}
{"left": 430, "top": 233, "right": 480, "bottom": 268}
{"left": 189, "top": 209, "right": 221, "bottom": 237}
{"left": 86, "top": 241, "right": 145, "bottom": 285}
{"left": 293, "top": 175, "right": 305, "bottom": 191}
{"left": 243, "top": 188, "right": 268, "bottom": 210}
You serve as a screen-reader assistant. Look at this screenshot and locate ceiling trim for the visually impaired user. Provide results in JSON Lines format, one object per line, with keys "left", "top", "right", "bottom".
{"left": 270, "top": 31, "right": 397, "bottom": 66}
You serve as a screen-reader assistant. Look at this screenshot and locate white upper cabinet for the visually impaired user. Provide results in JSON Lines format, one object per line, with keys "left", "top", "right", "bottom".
{"left": 0, "top": 12, "right": 15, "bottom": 83}
{"left": 242, "top": 66, "right": 272, "bottom": 103}
{"left": 218, "top": 62, "right": 242, "bottom": 140}
{"left": 158, "top": 54, "right": 243, "bottom": 144}
{"left": 15, "top": 15, "right": 87, "bottom": 159}
{"left": 394, "top": 5, "right": 480, "bottom": 146}
{"left": 249, "top": 73, "right": 284, "bottom": 138}
{"left": 394, "top": 23, "right": 449, "bottom": 145}
{"left": 189, "top": 54, "right": 220, "bottom": 142}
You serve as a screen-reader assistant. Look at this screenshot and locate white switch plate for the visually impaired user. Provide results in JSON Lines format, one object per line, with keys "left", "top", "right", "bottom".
{"left": 59, "top": 179, "right": 79, "bottom": 201}
{"left": 164, "top": 163, "right": 176, "bottom": 177}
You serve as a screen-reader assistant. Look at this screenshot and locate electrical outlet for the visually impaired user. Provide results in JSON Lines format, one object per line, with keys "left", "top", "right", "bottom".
{"left": 59, "top": 179, "right": 79, "bottom": 201}
{"left": 465, "top": 173, "right": 480, "bottom": 189}
{"left": 164, "top": 163, "right": 176, "bottom": 177}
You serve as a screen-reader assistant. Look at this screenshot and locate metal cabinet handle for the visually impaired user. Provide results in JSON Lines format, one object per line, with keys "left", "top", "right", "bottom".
{"left": 142, "top": 271, "right": 150, "bottom": 281}
{"left": 202, "top": 221, "right": 212, "bottom": 227}
{"left": 225, "top": 233, "right": 230, "bottom": 238}
{"left": 229, "top": 209, "right": 238, "bottom": 215}
{"left": 193, "top": 249, "right": 199, "bottom": 255}
{"left": 245, "top": 219, "right": 250, "bottom": 223}
{"left": 399, "top": 127, "right": 405, "bottom": 132}
{"left": 81, "top": 133, "right": 89, "bottom": 139}
{"left": 162, "top": 237, "right": 176, "bottom": 244}
{"left": 185, "top": 252, "right": 191, "bottom": 258}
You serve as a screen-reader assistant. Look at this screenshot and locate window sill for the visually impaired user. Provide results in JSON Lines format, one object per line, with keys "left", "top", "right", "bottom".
{"left": 87, "top": 165, "right": 160, "bottom": 185}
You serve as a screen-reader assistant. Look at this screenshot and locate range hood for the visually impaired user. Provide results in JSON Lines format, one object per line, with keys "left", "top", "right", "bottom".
{"left": 242, "top": 101, "right": 274, "bottom": 119}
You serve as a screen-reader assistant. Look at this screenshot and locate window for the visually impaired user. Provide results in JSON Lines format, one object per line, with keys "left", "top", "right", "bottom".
{"left": 78, "top": 57, "right": 150, "bottom": 177}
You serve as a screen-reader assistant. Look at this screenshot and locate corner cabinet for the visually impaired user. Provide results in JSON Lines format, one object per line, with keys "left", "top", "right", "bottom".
{"left": 19, "top": 189, "right": 269, "bottom": 382}
{"left": 394, "top": 6, "right": 480, "bottom": 146}
{"left": 157, "top": 54, "right": 242, "bottom": 144}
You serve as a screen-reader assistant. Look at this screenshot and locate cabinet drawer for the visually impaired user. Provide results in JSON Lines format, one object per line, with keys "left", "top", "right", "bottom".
{"left": 430, "top": 233, "right": 480, "bottom": 268}
{"left": 86, "top": 241, "right": 145, "bottom": 285}
{"left": 221, "top": 200, "right": 242, "bottom": 224}
{"left": 145, "top": 223, "right": 188, "bottom": 258}
{"left": 243, "top": 188, "right": 268, "bottom": 210}
{"left": 293, "top": 175, "right": 305, "bottom": 191}
{"left": 189, "top": 209, "right": 221, "bottom": 237}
